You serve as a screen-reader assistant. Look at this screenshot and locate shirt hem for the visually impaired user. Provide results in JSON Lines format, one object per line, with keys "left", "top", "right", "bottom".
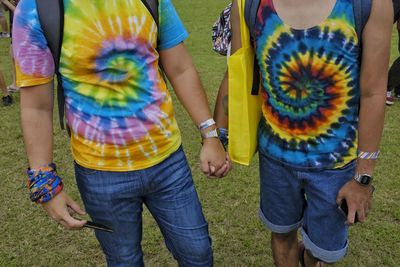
{"left": 258, "top": 149, "right": 357, "bottom": 171}
{"left": 72, "top": 139, "right": 182, "bottom": 172}
{"left": 17, "top": 77, "right": 53, "bottom": 88}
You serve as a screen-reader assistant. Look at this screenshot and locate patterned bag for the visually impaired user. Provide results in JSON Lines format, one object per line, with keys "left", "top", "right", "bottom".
{"left": 211, "top": 3, "right": 232, "bottom": 56}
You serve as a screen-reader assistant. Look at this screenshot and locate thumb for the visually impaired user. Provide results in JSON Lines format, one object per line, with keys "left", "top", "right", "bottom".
{"left": 200, "top": 159, "right": 210, "bottom": 175}
{"left": 336, "top": 191, "right": 344, "bottom": 205}
{"left": 209, "top": 164, "right": 216, "bottom": 174}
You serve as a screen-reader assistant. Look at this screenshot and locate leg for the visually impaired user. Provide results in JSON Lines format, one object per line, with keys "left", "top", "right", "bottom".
{"left": 8, "top": 44, "right": 19, "bottom": 92}
{"left": 0, "top": 69, "right": 12, "bottom": 106}
{"left": 258, "top": 153, "right": 305, "bottom": 267}
{"left": 271, "top": 230, "right": 299, "bottom": 267}
{"left": 300, "top": 161, "right": 356, "bottom": 264}
{"left": 144, "top": 147, "right": 213, "bottom": 267}
{"left": 75, "top": 162, "right": 145, "bottom": 267}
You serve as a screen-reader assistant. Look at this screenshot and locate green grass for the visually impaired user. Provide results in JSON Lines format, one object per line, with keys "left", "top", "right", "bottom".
{"left": 1, "top": 1, "right": 400, "bottom": 266}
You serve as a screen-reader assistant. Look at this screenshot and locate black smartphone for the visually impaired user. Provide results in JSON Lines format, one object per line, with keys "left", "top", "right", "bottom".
{"left": 84, "top": 221, "right": 114, "bottom": 233}
{"left": 338, "top": 199, "right": 359, "bottom": 223}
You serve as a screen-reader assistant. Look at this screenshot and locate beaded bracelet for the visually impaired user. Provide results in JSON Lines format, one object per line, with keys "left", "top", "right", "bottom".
{"left": 27, "top": 163, "right": 64, "bottom": 204}
{"left": 357, "top": 150, "right": 380, "bottom": 160}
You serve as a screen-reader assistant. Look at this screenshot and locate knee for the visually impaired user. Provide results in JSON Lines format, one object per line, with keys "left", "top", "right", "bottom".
{"left": 173, "top": 238, "right": 213, "bottom": 266}
{"left": 272, "top": 230, "right": 298, "bottom": 244}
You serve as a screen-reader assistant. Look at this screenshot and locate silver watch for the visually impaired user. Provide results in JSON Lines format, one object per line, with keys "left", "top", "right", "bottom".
{"left": 354, "top": 173, "right": 373, "bottom": 186}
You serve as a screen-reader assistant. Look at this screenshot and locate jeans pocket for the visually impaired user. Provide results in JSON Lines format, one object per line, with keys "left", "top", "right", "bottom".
{"left": 74, "top": 161, "right": 98, "bottom": 176}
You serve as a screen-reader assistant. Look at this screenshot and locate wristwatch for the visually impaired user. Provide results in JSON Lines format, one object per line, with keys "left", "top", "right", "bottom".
{"left": 354, "top": 173, "right": 373, "bottom": 186}
{"left": 201, "top": 128, "right": 220, "bottom": 139}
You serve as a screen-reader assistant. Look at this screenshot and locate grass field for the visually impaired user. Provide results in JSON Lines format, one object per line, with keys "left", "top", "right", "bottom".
{"left": 1, "top": 1, "right": 399, "bottom": 266}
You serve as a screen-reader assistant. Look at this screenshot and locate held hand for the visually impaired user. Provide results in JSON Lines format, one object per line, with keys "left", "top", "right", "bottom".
{"left": 336, "top": 179, "right": 374, "bottom": 225}
{"left": 42, "top": 191, "right": 87, "bottom": 230}
{"left": 200, "top": 138, "right": 232, "bottom": 178}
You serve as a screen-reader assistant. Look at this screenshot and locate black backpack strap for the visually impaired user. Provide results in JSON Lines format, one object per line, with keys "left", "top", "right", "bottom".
{"left": 141, "top": 0, "right": 159, "bottom": 27}
{"left": 36, "top": 0, "right": 65, "bottom": 129}
{"left": 352, "top": 0, "right": 372, "bottom": 45}
{"left": 244, "top": 0, "right": 261, "bottom": 40}
{"left": 243, "top": 0, "right": 261, "bottom": 95}
{"left": 393, "top": 0, "right": 400, "bottom": 22}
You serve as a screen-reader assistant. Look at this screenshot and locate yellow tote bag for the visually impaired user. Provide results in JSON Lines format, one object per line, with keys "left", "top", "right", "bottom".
{"left": 228, "top": 0, "right": 262, "bottom": 166}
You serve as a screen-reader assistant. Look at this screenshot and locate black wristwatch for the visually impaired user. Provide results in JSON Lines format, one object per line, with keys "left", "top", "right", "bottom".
{"left": 354, "top": 173, "right": 373, "bottom": 186}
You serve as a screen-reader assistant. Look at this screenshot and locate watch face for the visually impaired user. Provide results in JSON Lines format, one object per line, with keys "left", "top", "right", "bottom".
{"left": 359, "top": 174, "right": 372, "bottom": 185}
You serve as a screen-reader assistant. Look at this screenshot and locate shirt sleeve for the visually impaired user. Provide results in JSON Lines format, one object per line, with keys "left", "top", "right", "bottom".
{"left": 157, "top": 0, "right": 189, "bottom": 50}
{"left": 12, "top": 0, "right": 55, "bottom": 88}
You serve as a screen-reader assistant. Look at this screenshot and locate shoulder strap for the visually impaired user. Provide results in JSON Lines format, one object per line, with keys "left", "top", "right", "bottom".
{"left": 141, "top": 0, "right": 159, "bottom": 26}
{"left": 352, "top": 0, "right": 372, "bottom": 44}
{"left": 36, "top": 0, "right": 66, "bottom": 129}
{"left": 244, "top": 0, "right": 261, "bottom": 40}
{"left": 394, "top": 0, "right": 400, "bottom": 22}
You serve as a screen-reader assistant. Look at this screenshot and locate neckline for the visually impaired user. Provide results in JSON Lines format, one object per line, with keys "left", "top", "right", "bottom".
{"left": 270, "top": 0, "right": 339, "bottom": 31}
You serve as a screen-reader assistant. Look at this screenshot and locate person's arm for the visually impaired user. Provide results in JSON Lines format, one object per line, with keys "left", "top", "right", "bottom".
{"left": 159, "top": 43, "right": 231, "bottom": 178}
{"left": 336, "top": 0, "right": 393, "bottom": 225}
{"left": 213, "top": 0, "right": 241, "bottom": 130}
{"left": 1, "top": 0, "right": 15, "bottom": 12}
{"left": 20, "top": 83, "right": 87, "bottom": 229}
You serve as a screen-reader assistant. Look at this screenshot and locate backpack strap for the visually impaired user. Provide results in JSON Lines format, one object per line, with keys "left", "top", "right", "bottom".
{"left": 243, "top": 0, "right": 261, "bottom": 95}
{"left": 142, "top": 0, "right": 159, "bottom": 26}
{"left": 352, "top": 0, "right": 372, "bottom": 45}
{"left": 244, "top": 0, "right": 261, "bottom": 41}
{"left": 393, "top": 0, "right": 400, "bottom": 22}
{"left": 36, "top": 0, "right": 65, "bottom": 129}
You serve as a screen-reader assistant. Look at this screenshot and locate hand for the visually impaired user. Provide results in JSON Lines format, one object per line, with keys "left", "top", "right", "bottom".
{"left": 42, "top": 191, "right": 87, "bottom": 230}
{"left": 200, "top": 138, "right": 232, "bottom": 178}
{"left": 336, "top": 179, "right": 374, "bottom": 225}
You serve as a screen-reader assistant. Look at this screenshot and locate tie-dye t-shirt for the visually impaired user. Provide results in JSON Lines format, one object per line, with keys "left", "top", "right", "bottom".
{"left": 255, "top": 0, "right": 360, "bottom": 169}
{"left": 13, "top": 0, "right": 188, "bottom": 171}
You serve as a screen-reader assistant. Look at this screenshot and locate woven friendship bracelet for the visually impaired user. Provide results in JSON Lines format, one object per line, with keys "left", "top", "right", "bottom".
{"left": 27, "top": 163, "right": 63, "bottom": 203}
{"left": 198, "top": 118, "right": 216, "bottom": 130}
{"left": 357, "top": 150, "right": 380, "bottom": 160}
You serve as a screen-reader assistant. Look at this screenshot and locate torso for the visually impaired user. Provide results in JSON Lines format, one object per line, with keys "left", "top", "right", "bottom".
{"left": 255, "top": 0, "right": 360, "bottom": 169}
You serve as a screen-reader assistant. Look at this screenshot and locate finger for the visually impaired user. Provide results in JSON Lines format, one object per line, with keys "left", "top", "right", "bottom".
{"left": 336, "top": 192, "right": 344, "bottom": 205}
{"left": 347, "top": 205, "right": 357, "bottom": 225}
{"left": 200, "top": 160, "right": 210, "bottom": 176}
{"left": 213, "top": 164, "right": 228, "bottom": 178}
{"left": 209, "top": 164, "right": 216, "bottom": 175}
{"left": 62, "top": 212, "right": 87, "bottom": 230}
{"left": 357, "top": 207, "right": 366, "bottom": 223}
{"left": 222, "top": 163, "right": 231, "bottom": 177}
{"left": 66, "top": 196, "right": 86, "bottom": 216}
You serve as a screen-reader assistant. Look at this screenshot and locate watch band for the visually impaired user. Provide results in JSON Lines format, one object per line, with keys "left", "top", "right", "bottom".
{"left": 201, "top": 128, "right": 219, "bottom": 139}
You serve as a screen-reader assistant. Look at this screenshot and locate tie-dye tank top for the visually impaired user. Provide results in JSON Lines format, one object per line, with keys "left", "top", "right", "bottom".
{"left": 13, "top": 0, "right": 188, "bottom": 171}
{"left": 255, "top": 0, "right": 360, "bottom": 169}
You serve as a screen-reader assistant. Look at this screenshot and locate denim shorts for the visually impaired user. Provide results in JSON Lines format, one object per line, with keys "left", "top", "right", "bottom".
{"left": 258, "top": 152, "right": 356, "bottom": 263}
{"left": 75, "top": 146, "right": 212, "bottom": 267}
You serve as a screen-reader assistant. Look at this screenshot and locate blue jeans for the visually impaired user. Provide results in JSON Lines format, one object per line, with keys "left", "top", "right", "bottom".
{"left": 75, "top": 146, "right": 213, "bottom": 267}
{"left": 258, "top": 152, "right": 356, "bottom": 263}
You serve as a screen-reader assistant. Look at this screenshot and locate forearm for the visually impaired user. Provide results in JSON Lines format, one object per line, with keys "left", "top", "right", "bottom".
{"left": 356, "top": 0, "right": 392, "bottom": 175}
{"left": 1, "top": 0, "right": 15, "bottom": 12}
{"left": 169, "top": 66, "right": 213, "bottom": 126}
{"left": 160, "top": 44, "right": 214, "bottom": 127}
{"left": 356, "top": 93, "right": 386, "bottom": 174}
{"left": 20, "top": 83, "right": 54, "bottom": 169}
{"left": 213, "top": 71, "right": 228, "bottom": 129}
